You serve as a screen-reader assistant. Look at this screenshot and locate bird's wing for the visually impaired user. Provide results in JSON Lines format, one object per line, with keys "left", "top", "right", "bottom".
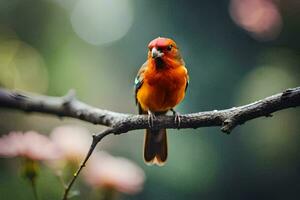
{"left": 185, "top": 74, "right": 189, "bottom": 92}
{"left": 134, "top": 61, "right": 148, "bottom": 113}
{"left": 184, "top": 66, "right": 189, "bottom": 92}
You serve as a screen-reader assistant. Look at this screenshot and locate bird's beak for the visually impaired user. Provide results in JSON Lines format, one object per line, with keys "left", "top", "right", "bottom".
{"left": 151, "top": 47, "right": 164, "bottom": 59}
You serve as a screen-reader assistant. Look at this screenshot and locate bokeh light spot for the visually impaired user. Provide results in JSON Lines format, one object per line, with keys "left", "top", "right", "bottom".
{"left": 70, "top": 0, "right": 133, "bottom": 45}
{"left": 229, "top": 0, "right": 282, "bottom": 41}
{"left": 0, "top": 27, "right": 48, "bottom": 93}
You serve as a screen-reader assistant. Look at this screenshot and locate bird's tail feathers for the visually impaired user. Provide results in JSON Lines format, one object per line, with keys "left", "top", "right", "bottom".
{"left": 143, "top": 128, "right": 168, "bottom": 166}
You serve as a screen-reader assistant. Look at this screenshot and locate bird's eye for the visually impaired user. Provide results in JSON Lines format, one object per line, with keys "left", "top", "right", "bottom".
{"left": 167, "top": 45, "right": 172, "bottom": 51}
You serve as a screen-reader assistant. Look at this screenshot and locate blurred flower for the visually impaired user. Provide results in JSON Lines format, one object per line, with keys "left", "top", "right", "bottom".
{"left": 229, "top": 0, "right": 282, "bottom": 41}
{"left": 0, "top": 130, "right": 61, "bottom": 195}
{"left": 0, "top": 131, "right": 60, "bottom": 161}
{"left": 50, "top": 125, "right": 92, "bottom": 164}
{"left": 83, "top": 151, "right": 145, "bottom": 195}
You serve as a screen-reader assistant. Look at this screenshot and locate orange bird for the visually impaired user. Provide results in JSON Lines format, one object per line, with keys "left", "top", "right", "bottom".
{"left": 134, "top": 37, "right": 189, "bottom": 165}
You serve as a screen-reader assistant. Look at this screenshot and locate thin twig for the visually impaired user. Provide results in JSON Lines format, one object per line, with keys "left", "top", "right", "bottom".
{"left": 30, "top": 179, "right": 39, "bottom": 200}
{"left": 62, "top": 128, "right": 115, "bottom": 200}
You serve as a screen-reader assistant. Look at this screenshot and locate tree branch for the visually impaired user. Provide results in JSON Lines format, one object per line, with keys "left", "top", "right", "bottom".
{"left": 0, "top": 87, "right": 300, "bottom": 134}
{"left": 1, "top": 87, "right": 300, "bottom": 199}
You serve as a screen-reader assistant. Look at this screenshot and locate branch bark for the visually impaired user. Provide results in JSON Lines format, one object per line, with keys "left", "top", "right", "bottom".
{"left": 0, "top": 87, "right": 300, "bottom": 133}
{"left": 1, "top": 87, "right": 300, "bottom": 200}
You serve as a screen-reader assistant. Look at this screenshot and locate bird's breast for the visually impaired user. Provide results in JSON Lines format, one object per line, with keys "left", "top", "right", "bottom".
{"left": 137, "top": 67, "right": 187, "bottom": 112}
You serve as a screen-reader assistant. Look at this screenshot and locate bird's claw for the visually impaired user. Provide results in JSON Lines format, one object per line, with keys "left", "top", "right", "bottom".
{"left": 171, "top": 109, "right": 181, "bottom": 129}
{"left": 147, "top": 110, "right": 156, "bottom": 128}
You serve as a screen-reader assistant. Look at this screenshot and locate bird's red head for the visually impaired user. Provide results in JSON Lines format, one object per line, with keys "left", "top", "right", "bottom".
{"left": 147, "top": 37, "right": 183, "bottom": 68}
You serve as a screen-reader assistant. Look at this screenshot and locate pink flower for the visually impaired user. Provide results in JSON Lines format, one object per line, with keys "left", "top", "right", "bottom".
{"left": 83, "top": 152, "right": 145, "bottom": 194}
{"left": 0, "top": 131, "right": 61, "bottom": 161}
{"left": 229, "top": 0, "right": 282, "bottom": 41}
{"left": 50, "top": 125, "right": 92, "bottom": 164}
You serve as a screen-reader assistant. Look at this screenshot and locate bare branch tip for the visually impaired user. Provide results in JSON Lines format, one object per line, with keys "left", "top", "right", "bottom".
{"left": 221, "top": 119, "right": 235, "bottom": 134}
{"left": 62, "top": 89, "right": 76, "bottom": 105}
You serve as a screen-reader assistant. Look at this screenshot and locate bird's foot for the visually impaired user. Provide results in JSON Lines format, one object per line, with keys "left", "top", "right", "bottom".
{"left": 171, "top": 109, "right": 181, "bottom": 129}
{"left": 147, "top": 110, "right": 156, "bottom": 128}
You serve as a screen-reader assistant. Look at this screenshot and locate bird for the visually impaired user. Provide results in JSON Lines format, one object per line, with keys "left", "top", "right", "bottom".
{"left": 134, "top": 37, "right": 189, "bottom": 166}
